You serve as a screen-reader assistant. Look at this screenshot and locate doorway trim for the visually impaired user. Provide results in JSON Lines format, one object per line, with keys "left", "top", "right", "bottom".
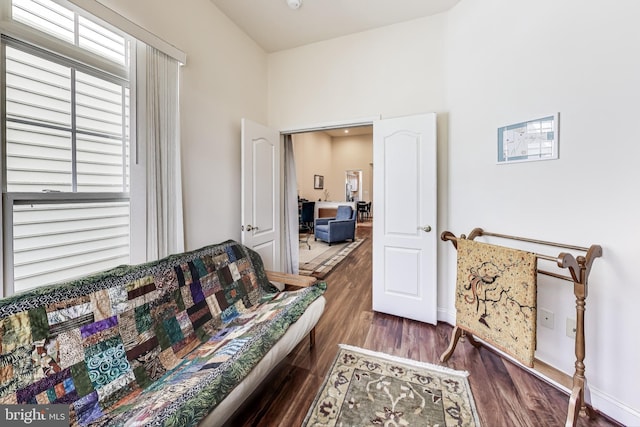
{"left": 279, "top": 115, "right": 380, "bottom": 135}
{"left": 278, "top": 115, "right": 378, "bottom": 273}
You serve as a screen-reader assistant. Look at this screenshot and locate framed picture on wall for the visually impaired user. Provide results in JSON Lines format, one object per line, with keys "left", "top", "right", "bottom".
{"left": 497, "top": 113, "right": 559, "bottom": 164}
{"left": 314, "top": 174, "right": 324, "bottom": 189}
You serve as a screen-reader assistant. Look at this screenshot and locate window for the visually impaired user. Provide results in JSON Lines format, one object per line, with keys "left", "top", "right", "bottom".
{"left": 2, "top": 0, "right": 133, "bottom": 294}
{"left": 11, "top": 0, "right": 129, "bottom": 66}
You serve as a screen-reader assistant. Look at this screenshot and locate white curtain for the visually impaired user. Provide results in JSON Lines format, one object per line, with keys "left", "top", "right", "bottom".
{"left": 283, "top": 134, "right": 299, "bottom": 273}
{"left": 145, "top": 45, "right": 184, "bottom": 259}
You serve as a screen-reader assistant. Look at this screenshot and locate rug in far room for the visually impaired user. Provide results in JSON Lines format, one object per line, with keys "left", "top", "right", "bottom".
{"left": 302, "top": 345, "right": 480, "bottom": 427}
{"left": 299, "top": 238, "right": 364, "bottom": 279}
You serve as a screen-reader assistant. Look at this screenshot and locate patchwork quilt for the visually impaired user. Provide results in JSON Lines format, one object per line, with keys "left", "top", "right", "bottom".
{"left": 0, "top": 240, "right": 326, "bottom": 426}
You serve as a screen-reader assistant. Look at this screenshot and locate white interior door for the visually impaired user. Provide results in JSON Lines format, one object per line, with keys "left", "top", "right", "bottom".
{"left": 241, "top": 118, "right": 280, "bottom": 270}
{"left": 372, "top": 113, "right": 437, "bottom": 324}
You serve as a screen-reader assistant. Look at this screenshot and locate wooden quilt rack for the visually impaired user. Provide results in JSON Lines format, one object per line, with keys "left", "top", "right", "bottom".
{"left": 440, "top": 228, "right": 602, "bottom": 427}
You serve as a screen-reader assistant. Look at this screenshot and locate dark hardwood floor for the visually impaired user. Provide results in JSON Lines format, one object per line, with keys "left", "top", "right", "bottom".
{"left": 226, "top": 226, "right": 619, "bottom": 427}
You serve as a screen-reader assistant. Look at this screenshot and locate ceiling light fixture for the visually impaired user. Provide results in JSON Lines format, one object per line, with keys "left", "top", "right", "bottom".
{"left": 286, "top": 0, "right": 302, "bottom": 10}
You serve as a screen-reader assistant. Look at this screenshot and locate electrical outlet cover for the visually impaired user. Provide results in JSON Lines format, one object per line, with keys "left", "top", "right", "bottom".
{"left": 566, "top": 318, "right": 577, "bottom": 338}
{"left": 539, "top": 309, "right": 554, "bottom": 329}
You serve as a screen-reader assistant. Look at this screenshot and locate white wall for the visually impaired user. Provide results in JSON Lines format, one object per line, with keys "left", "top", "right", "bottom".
{"left": 330, "top": 134, "right": 373, "bottom": 204}
{"left": 98, "top": 0, "right": 268, "bottom": 250}
{"left": 268, "top": 15, "right": 446, "bottom": 127}
{"left": 268, "top": 1, "right": 640, "bottom": 423}
{"left": 292, "top": 132, "right": 332, "bottom": 201}
{"left": 445, "top": 1, "right": 640, "bottom": 423}
{"left": 294, "top": 133, "right": 373, "bottom": 204}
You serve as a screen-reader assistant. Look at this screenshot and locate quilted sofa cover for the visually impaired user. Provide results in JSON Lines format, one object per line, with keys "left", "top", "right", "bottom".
{"left": 0, "top": 240, "right": 326, "bottom": 426}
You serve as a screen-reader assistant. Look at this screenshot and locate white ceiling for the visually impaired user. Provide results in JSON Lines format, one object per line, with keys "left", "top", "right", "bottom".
{"left": 209, "top": 0, "right": 461, "bottom": 53}
{"left": 323, "top": 125, "right": 372, "bottom": 138}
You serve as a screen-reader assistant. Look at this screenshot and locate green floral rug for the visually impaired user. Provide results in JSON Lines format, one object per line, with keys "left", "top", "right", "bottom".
{"left": 303, "top": 345, "right": 480, "bottom": 427}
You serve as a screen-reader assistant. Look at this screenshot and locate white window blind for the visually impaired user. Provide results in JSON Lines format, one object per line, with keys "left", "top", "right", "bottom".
{"left": 11, "top": 201, "right": 130, "bottom": 292}
{"left": 12, "top": 0, "right": 128, "bottom": 65}
{"left": 2, "top": 0, "right": 133, "bottom": 295}
{"left": 12, "top": 0, "right": 74, "bottom": 44}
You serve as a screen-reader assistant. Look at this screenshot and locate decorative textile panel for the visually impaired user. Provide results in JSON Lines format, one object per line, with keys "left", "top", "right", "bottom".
{"left": 0, "top": 240, "right": 325, "bottom": 426}
{"left": 455, "top": 239, "right": 537, "bottom": 367}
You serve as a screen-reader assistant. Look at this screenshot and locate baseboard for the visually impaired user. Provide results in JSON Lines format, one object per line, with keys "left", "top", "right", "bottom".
{"left": 589, "top": 387, "right": 640, "bottom": 427}
{"left": 528, "top": 361, "right": 636, "bottom": 426}
{"left": 434, "top": 314, "right": 639, "bottom": 426}
{"left": 437, "top": 307, "right": 455, "bottom": 325}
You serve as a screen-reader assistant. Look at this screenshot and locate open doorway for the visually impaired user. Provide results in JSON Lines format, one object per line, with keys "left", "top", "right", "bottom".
{"left": 279, "top": 113, "right": 438, "bottom": 324}
{"left": 345, "top": 170, "right": 362, "bottom": 201}
{"left": 291, "top": 125, "right": 373, "bottom": 206}
{"left": 288, "top": 124, "right": 373, "bottom": 276}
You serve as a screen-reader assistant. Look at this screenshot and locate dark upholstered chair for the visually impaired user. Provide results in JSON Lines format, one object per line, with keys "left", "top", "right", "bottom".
{"left": 299, "top": 201, "right": 315, "bottom": 249}
{"left": 299, "top": 201, "right": 315, "bottom": 232}
{"left": 314, "top": 205, "right": 356, "bottom": 245}
{"left": 356, "top": 201, "right": 372, "bottom": 221}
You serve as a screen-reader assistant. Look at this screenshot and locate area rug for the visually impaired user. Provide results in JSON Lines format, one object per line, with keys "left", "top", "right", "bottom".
{"left": 299, "top": 238, "right": 364, "bottom": 279}
{"left": 302, "top": 345, "right": 480, "bottom": 427}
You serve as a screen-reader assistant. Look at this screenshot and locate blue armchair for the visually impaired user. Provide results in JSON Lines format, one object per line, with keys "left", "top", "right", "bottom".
{"left": 314, "top": 205, "right": 356, "bottom": 245}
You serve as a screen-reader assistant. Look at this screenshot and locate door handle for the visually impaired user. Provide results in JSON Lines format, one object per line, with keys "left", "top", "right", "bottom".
{"left": 420, "top": 225, "right": 432, "bottom": 233}
{"left": 246, "top": 225, "right": 259, "bottom": 231}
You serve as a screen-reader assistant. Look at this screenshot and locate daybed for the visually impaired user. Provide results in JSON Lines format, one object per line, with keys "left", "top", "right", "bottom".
{"left": 0, "top": 240, "right": 326, "bottom": 426}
